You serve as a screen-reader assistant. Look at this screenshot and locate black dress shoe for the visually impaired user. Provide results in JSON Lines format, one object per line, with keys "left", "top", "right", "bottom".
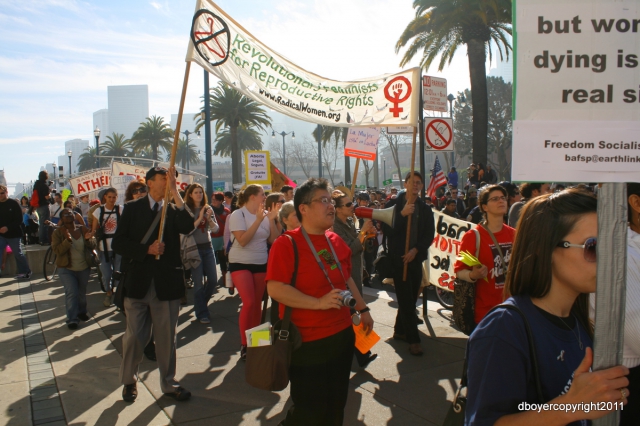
{"left": 67, "top": 323, "right": 78, "bottom": 330}
{"left": 78, "top": 313, "right": 90, "bottom": 321}
{"left": 122, "top": 383, "right": 137, "bottom": 402}
{"left": 358, "top": 353, "right": 378, "bottom": 369}
{"left": 163, "top": 386, "right": 191, "bottom": 401}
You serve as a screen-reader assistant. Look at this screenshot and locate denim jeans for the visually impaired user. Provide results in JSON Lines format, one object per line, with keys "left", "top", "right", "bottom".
{"left": 98, "top": 251, "right": 121, "bottom": 293}
{"left": 58, "top": 267, "right": 90, "bottom": 324}
{"left": 191, "top": 245, "right": 217, "bottom": 320}
{"left": 0, "top": 236, "right": 31, "bottom": 275}
{"left": 36, "top": 205, "right": 50, "bottom": 243}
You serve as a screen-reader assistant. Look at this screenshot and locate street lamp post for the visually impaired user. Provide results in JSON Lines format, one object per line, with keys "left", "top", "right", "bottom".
{"left": 272, "top": 130, "right": 295, "bottom": 176}
{"left": 52, "top": 162, "right": 57, "bottom": 190}
{"left": 181, "top": 129, "right": 199, "bottom": 171}
{"left": 67, "top": 150, "right": 73, "bottom": 185}
{"left": 94, "top": 126, "right": 101, "bottom": 169}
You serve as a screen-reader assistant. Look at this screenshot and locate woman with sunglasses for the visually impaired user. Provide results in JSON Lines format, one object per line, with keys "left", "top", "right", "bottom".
{"left": 464, "top": 188, "right": 629, "bottom": 425}
{"left": 331, "top": 190, "right": 377, "bottom": 368}
{"left": 51, "top": 208, "right": 97, "bottom": 329}
{"left": 124, "top": 180, "right": 147, "bottom": 202}
{"left": 454, "top": 184, "right": 516, "bottom": 331}
{"left": 228, "top": 184, "right": 280, "bottom": 360}
{"left": 184, "top": 183, "right": 219, "bottom": 324}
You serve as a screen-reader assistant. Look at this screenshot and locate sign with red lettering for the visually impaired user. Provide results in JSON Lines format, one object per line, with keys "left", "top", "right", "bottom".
{"left": 422, "top": 76, "right": 447, "bottom": 112}
{"left": 344, "top": 127, "right": 381, "bottom": 160}
{"left": 426, "top": 211, "right": 475, "bottom": 293}
{"left": 69, "top": 169, "right": 111, "bottom": 195}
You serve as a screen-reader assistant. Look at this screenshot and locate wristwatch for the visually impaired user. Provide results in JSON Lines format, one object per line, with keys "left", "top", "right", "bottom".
{"left": 357, "top": 306, "right": 370, "bottom": 315}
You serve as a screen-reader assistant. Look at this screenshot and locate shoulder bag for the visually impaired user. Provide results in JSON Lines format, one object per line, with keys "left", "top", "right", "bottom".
{"left": 373, "top": 233, "right": 393, "bottom": 280}
{"left": 245, "top": 235, "right": 300, "bottom": 392}
{"left": 452, "top": 228, "right": 481, "bottom": 336}
{"left": 443, "top": 303, "right": 544, "bottom": 426}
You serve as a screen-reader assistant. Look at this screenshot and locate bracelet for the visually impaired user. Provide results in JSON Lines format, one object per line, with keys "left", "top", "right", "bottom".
{"left": 357, "top": 306, "right": 370, "bottom": 314}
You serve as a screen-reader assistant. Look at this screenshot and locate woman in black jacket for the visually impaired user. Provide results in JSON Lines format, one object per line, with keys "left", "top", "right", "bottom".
{"left": 33, "top": 171, "right": 52, "bottom": 245}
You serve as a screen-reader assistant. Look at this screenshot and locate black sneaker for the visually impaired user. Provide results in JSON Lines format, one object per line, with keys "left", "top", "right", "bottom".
{"left": 78, "top": 313, "right": 90, "bottom": 321}
{"left": 122, "top": 383, "right": 137, "bottom": 402}
{"left": 15, "top": 271, "right": 31, "bottom": 279}
{"left": 68, "top": 323, "right": 78, "bottom": 330}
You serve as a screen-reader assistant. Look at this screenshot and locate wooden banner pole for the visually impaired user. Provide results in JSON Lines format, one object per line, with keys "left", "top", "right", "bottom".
{"left": 403, "top": 126, "right": 418, "bottom": 280}
{"left": 156, "top": 61, "right": 191, "bottom": 259}
{"left": 350, "top": 158, "right": 361, "bottom": 196}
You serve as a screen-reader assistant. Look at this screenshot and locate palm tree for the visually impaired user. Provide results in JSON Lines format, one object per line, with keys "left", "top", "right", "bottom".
{"left": 214, "top": 126, "right": 263, "bottom": 157}
{"left": 131, "top": 115, "right": 174, "bottom": 162}
{"left": 196, "top": 82, "right": 271, "bottom": 184}
{"left": 322, "top": 126, "right": 350, "bottom": 185}
{"left": 77, "top": 147, "right": 98, "bottom": 172}
{"left": 102, "top": 133, "right": 132, "bottom": 159}
{"left": 396, "top": 0, "right": 512, "bottom": 166}
{"left": 312, "top": 125, "right": 323, "bottom": 178}
{"left": 169, "top": 138, "right": 201, "bottom": 171}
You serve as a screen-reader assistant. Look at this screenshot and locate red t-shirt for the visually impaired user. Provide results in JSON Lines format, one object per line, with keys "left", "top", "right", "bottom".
{"left": 211, "top": 207, "right": 230, "bottom": 239}
{"left": 453, "top": 224, "right": 516, "bottom": 324}
{"left": 265, "top": 228, "right": 353, "bottom": 342}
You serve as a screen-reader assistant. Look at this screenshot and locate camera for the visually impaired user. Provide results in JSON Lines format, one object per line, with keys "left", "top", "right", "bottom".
{"left": 339, "top": 290, "right": 356, "bottom": 308}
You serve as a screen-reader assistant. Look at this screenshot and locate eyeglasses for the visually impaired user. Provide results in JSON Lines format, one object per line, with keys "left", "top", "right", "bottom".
{"left": 338, "top": 202, "right": 353, "bottom": 208}
{"left": 0, "top": 192, "right": 6, "bottom": 195}
{"left": 487, "top": 196, "right": 507, "bottom": 203}
{"left": 557, "top": 237, "right": 597, "bottom": 262}
{"left": 308, "top": 196, "right": 334, "bottom": 205}
{"left": 278, "top": 199, "right": 285, "bottom": 203}
{"left": 131, "top": 187, "right": 148, "bottom": 195}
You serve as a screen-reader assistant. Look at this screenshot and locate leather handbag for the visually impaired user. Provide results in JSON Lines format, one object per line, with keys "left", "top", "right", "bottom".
{"left": 84, "top": 247, "right": 101, "bottom": 268}
{"left": 373, "top": 235, "right": 393, "bottom": 280}
{"left": 443, "top": 303, "right": 544, "bottom": 426}
{"left": 245, "top": 235, "right": 299, "bottom": 392}
{"left": 452, "top": 228, "right": 480, "bottom": 336}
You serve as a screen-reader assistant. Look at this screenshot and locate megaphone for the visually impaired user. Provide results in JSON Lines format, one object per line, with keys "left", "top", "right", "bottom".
{"left": 354, "top": 206, "right": 395, "bottom": 228}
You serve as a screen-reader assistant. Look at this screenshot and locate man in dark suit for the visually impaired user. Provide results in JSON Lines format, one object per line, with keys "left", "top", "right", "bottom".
{"left": 113, "top": 166, "right": 194, "bottom": 402}
{"left": 382, "top": 172, "right": 435, "bottom": 356}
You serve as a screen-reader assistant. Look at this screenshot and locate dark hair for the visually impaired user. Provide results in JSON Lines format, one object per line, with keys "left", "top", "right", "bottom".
{"left": 505, "top": 188, "right": 597, "bottom": 338}
{"left": 237, "top": 185, "right": 262, "bottom": 207}
{"left": 101, "top": 187, "right": 117, "bottom": 204}
{"left": 519, "top": 183, "right": 543, "bottom": 199}
{"left": 224, "top": 191, "right": 233, "bottom": 198}
{"left": 498, "top": 181, "right": 519, "bottom": 198}
{"left": 265, "top": 192, "right": 284, "bottom": 210}
{"left": 445, "top": 198, "right": 456, "bottom": 205}
{"left": 20, "top": 196, "right": 29, "bottom": 205}
{"left": 185, "top": 183, "right": 208, "bottom": 210}
{"left": 294, "top": 178, "right": 330, "bottom": 221}
{"left": 478, "top": 184, "right": 507, "bottom": 221}
{"left": 404, "top": 171, "right": 423, "bottom": 183}
{"left": 38, "top": 170, "right": 48, "bottom": 181}
{"left": 281, "top": 185, "right": 293, "bottom": 193}
{"left": 124, "top": 180, "right": 146, "bottom": 202}
{"left": 629, "top": 182, "right": 640, "bottom": 222}
{"left": 213, "top": 191, "right": 225, "bottom": 201}
{"left": 63, "top": 200, "right": 73, "bottom": 208}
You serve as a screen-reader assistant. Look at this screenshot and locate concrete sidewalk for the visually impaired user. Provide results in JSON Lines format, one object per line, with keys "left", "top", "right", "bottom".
{"left": 0, "top": 270, "right": 467, "bottom": 426}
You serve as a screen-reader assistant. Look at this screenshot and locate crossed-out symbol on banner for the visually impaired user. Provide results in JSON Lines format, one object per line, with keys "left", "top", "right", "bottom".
{"left": 191, "top": 10, "right": 231, "bottom": 67}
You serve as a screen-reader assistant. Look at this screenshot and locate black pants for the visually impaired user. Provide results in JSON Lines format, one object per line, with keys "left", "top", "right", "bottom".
{"left": 621, "top": 364, "right": 640, "bottom": 425}
{"left": 391, "top": 257, "right": 423, "bottom": 344}
{"left": 283, "top": 326, "right": 355, "bottom": 426}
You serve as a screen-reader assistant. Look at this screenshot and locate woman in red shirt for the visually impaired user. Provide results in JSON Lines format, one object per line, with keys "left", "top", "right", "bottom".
{"left": 454, "top": 184, "right": 516, "bottom": 328}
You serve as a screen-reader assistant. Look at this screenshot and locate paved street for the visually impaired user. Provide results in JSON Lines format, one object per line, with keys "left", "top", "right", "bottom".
{"left": 0, "top": 265, "right": 467, "bottom": 426}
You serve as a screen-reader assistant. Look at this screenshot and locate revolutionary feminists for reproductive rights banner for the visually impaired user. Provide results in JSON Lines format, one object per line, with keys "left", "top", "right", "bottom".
{"left": 186, "top": 0, "right": 421, "bottom": 128}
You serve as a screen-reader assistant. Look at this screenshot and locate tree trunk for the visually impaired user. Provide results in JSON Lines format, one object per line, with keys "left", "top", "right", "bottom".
{"left": 230, "top": 126, "right": 241, "bottom": 184}
{"left": 467, "top": 39, "right": 488, "bottom": 167}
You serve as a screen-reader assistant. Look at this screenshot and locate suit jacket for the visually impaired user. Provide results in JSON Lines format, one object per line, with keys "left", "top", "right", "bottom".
{"left": 112, "top": 196, "right": 194, "bottom": 301}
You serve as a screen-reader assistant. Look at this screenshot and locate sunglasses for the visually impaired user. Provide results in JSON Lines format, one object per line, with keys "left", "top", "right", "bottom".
{"left": 338, "top": 202, "right": 353, "bottom": 208}
{"left": 131, "top": 187, "right": 148, "bottom": 195}
{"left": 278, "top": 199, "right": 285, "bottom": 204}
{"left": 557, "top": 237, "right": 597, "bottom": 262}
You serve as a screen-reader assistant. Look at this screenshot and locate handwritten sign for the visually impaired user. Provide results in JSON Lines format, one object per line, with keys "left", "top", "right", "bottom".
{"left": 244, "top": 151, "right": 271, "bottom": 189}
{"left": 111, "top": 162, "right": 194, "bottom": 192}
{"left": 344, "top": 127, "right": 381, "bottom": 161}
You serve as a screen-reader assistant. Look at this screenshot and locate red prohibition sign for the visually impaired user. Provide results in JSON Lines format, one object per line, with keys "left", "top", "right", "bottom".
{"left": 425, "top": 119, "right": 452, "bottom": 150}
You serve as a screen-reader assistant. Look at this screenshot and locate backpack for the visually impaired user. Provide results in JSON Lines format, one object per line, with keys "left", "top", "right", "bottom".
{"left": 30, "top": 190, "right": 39, "bottom": 208}
{"left": 96, "top": 205, "right": 120, "bottom": 261}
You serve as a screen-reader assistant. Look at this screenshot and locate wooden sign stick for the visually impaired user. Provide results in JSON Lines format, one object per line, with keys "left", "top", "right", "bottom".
{"left": 156, "top": 61, "right": 191, "bottom": 259}
{"left": 403, "top": 126, "right": 418, "bottom": 280}
{"left": 350, "top": 158, "right": 361, "bottom": 196}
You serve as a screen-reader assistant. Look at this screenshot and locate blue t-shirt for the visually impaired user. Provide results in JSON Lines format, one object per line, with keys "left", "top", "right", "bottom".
{"left": 448, "top": 171, "right": 458, "bottom": 188}
{"left": 465, "top": 295, "right": 592, "bottom": 426}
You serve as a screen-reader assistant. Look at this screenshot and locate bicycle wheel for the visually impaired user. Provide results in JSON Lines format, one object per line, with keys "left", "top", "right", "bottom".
{"left": 435, "top": 286, "right": 454, "bottom": 310}
{"left": 43, "top": 247, "right": 57, "bottom": 281}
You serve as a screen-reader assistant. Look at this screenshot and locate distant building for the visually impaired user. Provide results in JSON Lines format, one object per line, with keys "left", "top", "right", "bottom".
{"left": 488, "top": 51, "right": 513, "bottom": 83}
{"left": 106, "top": 85, "right": 149, "bottom": 140}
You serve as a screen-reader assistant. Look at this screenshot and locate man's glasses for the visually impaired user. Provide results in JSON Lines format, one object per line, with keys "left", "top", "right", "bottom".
{"left": 338, "top": 202, "right": 353, "bottom": 208}
{"left": 487, "top": 196, "right": 507, "bottom": 203}
{"left": 557, "top": 237, "right": 597, "bottom": 262}
{"left": 309, "top": 196, "right": 333, "bottom": 205}
{"left": 131, "top": 187, "right": 148, "bottom": 195}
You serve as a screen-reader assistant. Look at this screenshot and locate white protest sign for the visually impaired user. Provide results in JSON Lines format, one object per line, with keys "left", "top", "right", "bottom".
{"left": 111, "top": 162, "right": 195, "bottom": 192}
{"left": 422, "top": 76, "right": 447, "bottom": 112}
{"left": 344, "top": 127, "right": 381, "bottom": 161}
{"left": 513, "top": 0, "right": 640, "bottom": 182}
{"left": 244, "top": 151, "right": 272, "bottom": 190}
{"left": 111, "top": 175, "right": 136, "bottom": 205}
{"left": 427, "top": 211, "right": 475, "bottom": 292}
{"left": 424, "top": 118, "right": 454, "bottom": 152}
{"left": 70, "top": 169, "right": 111, "bottom": 196}
{"left": 386, "top": 126, "right": 414, "bottom": 135}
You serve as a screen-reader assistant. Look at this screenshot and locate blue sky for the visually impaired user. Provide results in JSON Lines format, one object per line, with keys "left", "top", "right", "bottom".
{"left": 0, "top": 0, "right": 482, "bottom": 185}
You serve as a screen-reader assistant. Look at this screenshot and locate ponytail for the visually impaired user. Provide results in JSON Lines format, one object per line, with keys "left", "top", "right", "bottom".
{"left": 236, "top": 184, "right": 262, "bottom": 207}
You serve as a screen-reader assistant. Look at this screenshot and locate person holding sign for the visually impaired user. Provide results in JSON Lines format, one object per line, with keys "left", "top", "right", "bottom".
{"left": 465, "top": 188, "right": 629, "bottom": 425}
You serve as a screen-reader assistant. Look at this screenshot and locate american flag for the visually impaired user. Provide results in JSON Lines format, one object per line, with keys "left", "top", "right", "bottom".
{"left": 426, "top": 156, "right": 448, "bottom": 199}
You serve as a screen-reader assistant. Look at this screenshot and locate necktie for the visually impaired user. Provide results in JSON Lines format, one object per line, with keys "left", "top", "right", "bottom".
{"left": 153, "top": 203, "right": 159, "bottom": 212}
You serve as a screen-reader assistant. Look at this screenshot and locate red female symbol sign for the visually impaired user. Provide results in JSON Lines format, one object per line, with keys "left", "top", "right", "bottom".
{"left": 384, "top": 76, "right": 412, "bottom": 117}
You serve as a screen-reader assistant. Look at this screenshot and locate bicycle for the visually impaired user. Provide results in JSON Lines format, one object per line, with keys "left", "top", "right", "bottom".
{"left": 43, "top": 246, "right": 57, "bottom": 281}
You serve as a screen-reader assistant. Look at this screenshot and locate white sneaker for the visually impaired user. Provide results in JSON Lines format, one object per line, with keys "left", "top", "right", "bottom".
{"left": 199, "top": 318, "right": 211, "bottom": 324}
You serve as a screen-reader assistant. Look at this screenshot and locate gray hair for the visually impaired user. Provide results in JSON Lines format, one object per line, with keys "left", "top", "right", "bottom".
{"left": 279, "top": 201, "right": 296, "bottom": 230}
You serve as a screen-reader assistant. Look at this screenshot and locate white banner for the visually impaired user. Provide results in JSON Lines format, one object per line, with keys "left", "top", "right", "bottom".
{"left": 111, "top": 163, "right": 195, "bottom": 192}
{"left": 427, "top": 211, "right": 476, "bottom": 293}
{"left": 70, "top": 169, "right": 111, "bottom": 196}
{"left": 111, "top": 175, "right": 136, "bottom": 205}
{"left": 513, "top": 0, "right": 640, "bottom": 182}
{"left": 186, "top": 0, "right": 421, "bottom": 127}
{"left": 344, "top": 127, "right": 381, "bottom": 160}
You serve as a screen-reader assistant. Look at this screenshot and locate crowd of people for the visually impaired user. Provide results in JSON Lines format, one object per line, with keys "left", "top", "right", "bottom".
{"left": 1, "top": 164, "right": 639, "bottom": 426}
